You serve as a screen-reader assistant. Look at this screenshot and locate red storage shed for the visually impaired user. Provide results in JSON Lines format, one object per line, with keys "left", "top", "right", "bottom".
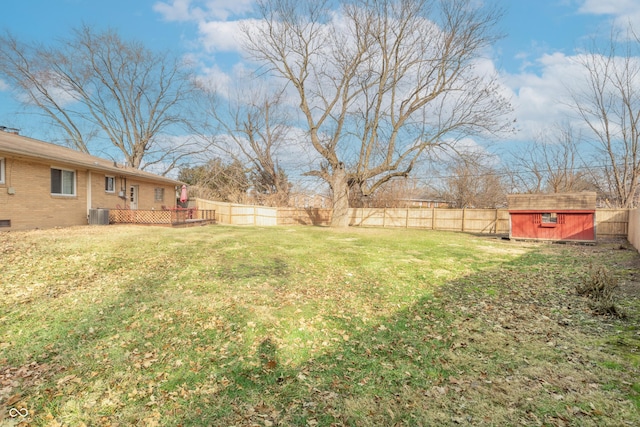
{"left": 507, "top": 192, "right": 597, "bottom": 243}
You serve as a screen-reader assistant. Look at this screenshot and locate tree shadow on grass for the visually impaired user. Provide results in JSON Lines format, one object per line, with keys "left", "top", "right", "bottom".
{"left": 8, "top": 241, "right": 639, "bottom": 426}
{"left": 174, "top": 245, "right": 640, "bottom": 427}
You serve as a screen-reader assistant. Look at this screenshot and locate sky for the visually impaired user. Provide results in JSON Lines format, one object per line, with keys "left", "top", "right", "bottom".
{"left": 0, "top": 0, "right": 639, "bottom": 169}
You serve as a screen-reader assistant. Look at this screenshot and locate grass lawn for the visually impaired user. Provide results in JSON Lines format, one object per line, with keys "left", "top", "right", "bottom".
{"left": 0, "top": 225, "right": 639, "bottom": 426}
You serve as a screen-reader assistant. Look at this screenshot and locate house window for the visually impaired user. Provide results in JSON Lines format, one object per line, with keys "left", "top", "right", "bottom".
{"left": 154, "top": 188, "right": 164, "bottom": 202}
{"left": 541, "top": 213, "right": 557, "bottom": 224}
{"left": 0, "top": 158, "right": 4, "bottom": 184}
{"left": 51, "top": 168, "right": 75, "bottom": 196}
{"left": 105, "top": 176, "right": 115, "bottom": 193}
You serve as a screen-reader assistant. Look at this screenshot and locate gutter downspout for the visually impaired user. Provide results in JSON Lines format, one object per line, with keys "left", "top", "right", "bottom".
{"left": 87, "top": 170, "right": 92, "bottom": 221}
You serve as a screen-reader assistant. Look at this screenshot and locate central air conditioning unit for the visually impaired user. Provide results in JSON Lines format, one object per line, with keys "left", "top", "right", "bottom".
{"left": 88, "top": 208, "right": 110, "bottom": 225}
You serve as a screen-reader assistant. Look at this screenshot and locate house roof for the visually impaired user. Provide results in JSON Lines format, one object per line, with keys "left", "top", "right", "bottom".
{"left": 507, "top": 192, "right": 597, "bottom": 211}
{"left": 0, "top": 130, "right": 183, "bottom": 186}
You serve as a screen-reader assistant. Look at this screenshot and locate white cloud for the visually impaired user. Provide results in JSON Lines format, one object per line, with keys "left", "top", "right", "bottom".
{"left": 496, "top": 1, "right": 640, "bottom": 145}
{"left": 578, "top": 0, "right": 639, "bottom": 16}
{"left": 502, "top": 52, "right": 585, "bottom": 141}
{"left": 0, "top": 79, "right": 9, "bottom": 91}
{"left": 577, "top": 0, "right": 640, "bottom": 34}
{"left": 197, "top": 19, "right": 245, "bottom": 52}
{"left": 154, "top": 0, "right": 255, "bottom": 22}
{"left": 155, "top": 1, "right": 257, "bottom": 53}
{"left": 194, "top": 64, "right": 232, "bottom": 96}
{"left": 450, "top": 137, "right": 490, "bottom": 156}
{"left": 202, "top": 0, "right": 255, "bottom": 20}
{"left": 18, "top": 77, "right": 80, "bottom": 109}
{"left": 153, "top": 0, "right": 199, "bottom": 22}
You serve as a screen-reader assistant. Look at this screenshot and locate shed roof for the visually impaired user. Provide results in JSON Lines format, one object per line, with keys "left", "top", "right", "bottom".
{"left": 0, "top": 130, "right": 182, "bottom": 186}
{"left": 507, "top": 192, "right": 597, "bottom": 211}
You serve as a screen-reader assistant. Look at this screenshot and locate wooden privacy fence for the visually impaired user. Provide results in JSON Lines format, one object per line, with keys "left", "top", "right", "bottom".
{"left": 629, "top": 209, "right": 640, "bottom": 250}
{"left": 346, "top": 207, "right": 510, "bottom": 233}
{"left": 594, "top": 209, "right": 629, "bottom": 238}
{"left": 195, "top": 198, "right": 630, "bottom": 238}
{"left": 196, "top": 199, "right": 277, "bottom": 226}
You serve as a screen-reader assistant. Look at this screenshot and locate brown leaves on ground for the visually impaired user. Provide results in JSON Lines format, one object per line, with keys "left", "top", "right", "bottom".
{"left": 426, "top": 241, "right": 640, "bottom": 426}
{"left": 0, "top": 359, "right": 65, "bottom": 425}
{"left": 1, "top": 227, "right": 639, "bottom": 426}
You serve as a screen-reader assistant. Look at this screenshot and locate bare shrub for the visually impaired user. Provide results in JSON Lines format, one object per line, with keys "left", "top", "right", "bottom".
{"left": 576, "top": 265, "right": 625, "bottom": 317}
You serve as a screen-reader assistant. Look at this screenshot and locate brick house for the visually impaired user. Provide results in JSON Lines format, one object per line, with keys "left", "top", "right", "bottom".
{"left": 0, "top": 129, "right": 183, "bottom": 231}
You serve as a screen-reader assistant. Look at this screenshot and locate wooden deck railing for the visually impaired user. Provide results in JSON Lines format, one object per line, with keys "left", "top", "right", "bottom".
{"left": 109, "top": 208, "right": 216, "bottom": 226}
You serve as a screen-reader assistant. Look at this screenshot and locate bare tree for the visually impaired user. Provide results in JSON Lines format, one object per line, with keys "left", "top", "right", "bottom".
{"left": 195, "top": 83, "right": 293, "bottom": 206}
{"left": 504, "top": 123, "right": 596, "bottom": 194}
{"left": 0, "top": 25, "right": 202, "bottom": 174}
{"left": 352, "top": 177, "right": 424, "bottom": 207}
{"left": 566, "top": 25, "right": 640, "bottom": 207}
{"left": 242, "top": 0, "right": 513, "bottom": 226}
{"left": 178, "top": 158, "right": 250, "bottom": 203}
{"left": 438, "top": 153, "right": 506, "bottom": 208}
{"left": 502, "top": 144, "right": 545, "bottom": 194}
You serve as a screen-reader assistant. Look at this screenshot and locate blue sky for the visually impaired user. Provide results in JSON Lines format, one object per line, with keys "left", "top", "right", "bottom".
{"left": 1, "top": 0, "right": 639, "bottom": 150}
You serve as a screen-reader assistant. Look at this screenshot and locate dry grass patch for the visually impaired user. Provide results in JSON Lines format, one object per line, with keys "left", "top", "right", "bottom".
{"left": 0, "top": 226, "right": 638, "bottom": 426}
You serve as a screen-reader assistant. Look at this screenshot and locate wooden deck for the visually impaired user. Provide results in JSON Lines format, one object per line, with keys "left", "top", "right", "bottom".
{"left": 108, "top": 208, "right": 216, "bottom": 227}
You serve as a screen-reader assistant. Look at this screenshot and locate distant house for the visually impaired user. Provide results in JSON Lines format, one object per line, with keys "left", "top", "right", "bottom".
{"left": 507, "top": 192, "right": 597, "bottom": 243}
{"left": 398, "top": 198, "right": 450, "bottom": 208}
{"left": 0, "top": 129, "right": 183, "bottom": 231}
{"left": 290, "top": 192, "right": 331, "bottom": 209}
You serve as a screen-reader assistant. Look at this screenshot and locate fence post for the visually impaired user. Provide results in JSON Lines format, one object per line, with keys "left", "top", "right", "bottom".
{"left": 462, "top": 208, "right": 466, "bottom": 232}
{"left": 405, "top": 208, "right": 409, "bottom": 228}
{"left": 432, "top": 207, "right": 436, "bottom": 230}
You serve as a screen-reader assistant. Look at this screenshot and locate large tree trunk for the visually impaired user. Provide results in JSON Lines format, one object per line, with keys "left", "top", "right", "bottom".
{"left": 243, "top": 0, "right": 513, "bottom": 217}
{"left": 330, "top": 164, "right": 350, "bottom": 228}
